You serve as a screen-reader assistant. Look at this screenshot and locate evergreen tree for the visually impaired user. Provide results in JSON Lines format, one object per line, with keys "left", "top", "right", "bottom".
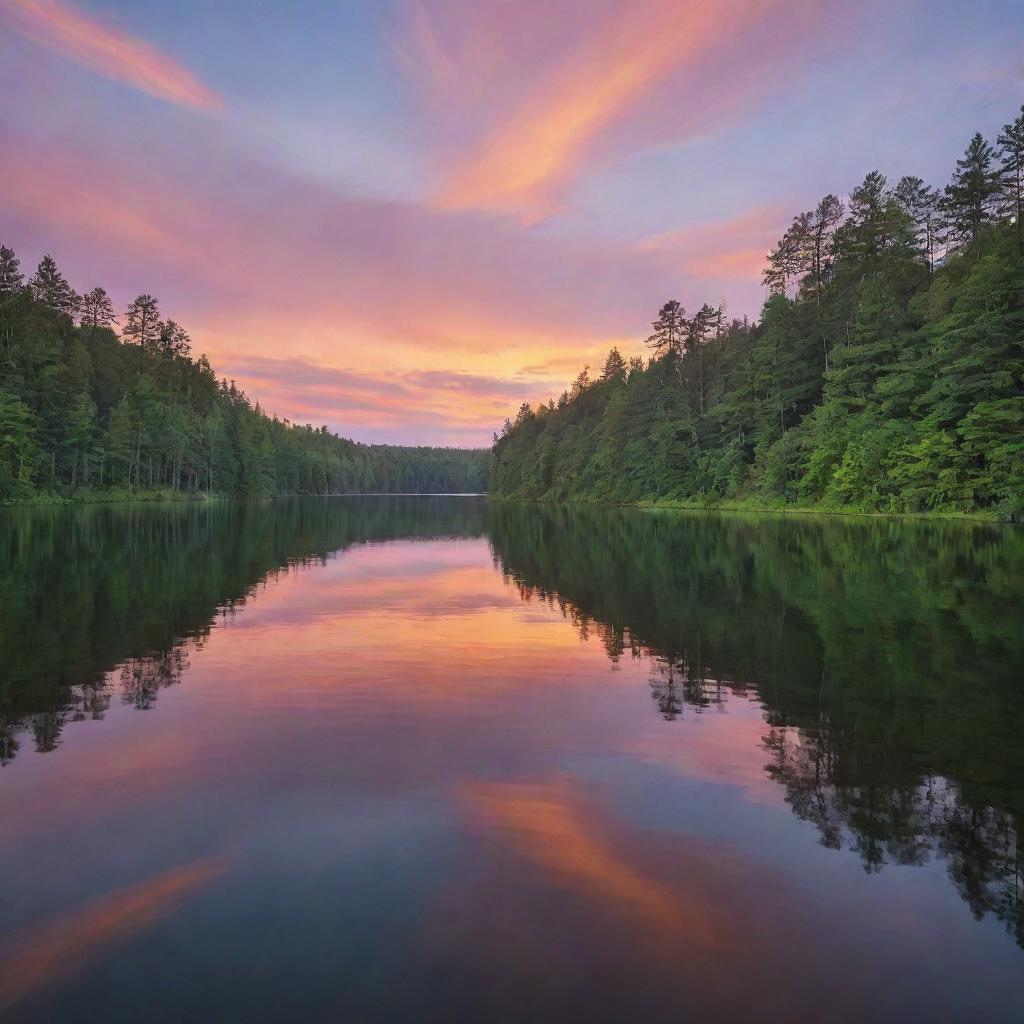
{"left": 491, "top": 103, "right": 1024, "bottom": 521}
{"left": 0, "top": 245, "right": 24, "bottom": 297}
{"left": 764, "top": 215, "right": 808, "bottom": 294}
{"left": 806, "top": 195, "right": 845, "bottom": 304}
{"left": 837, "top": 171, "right": 896, "bottom": 266}
{"left": 997, "top": 105, "right": 1024, "bottom": 256}
{"left": 569, "top": 365, "right": 591, "bottom": 401}
{"left": 80, "top": 287, "right": 116, "bottom": 334}
{"left": 158, "top": 320, "right": 192, "bottom": 359}
{"left": 601, "top": 347, "right": 626, "bottom": 381}
{"left": 646, "top": 300, "right": 686, "bottom": 358}
{"left": 763, "top": 197, "right": 843, "bottom": 303}
{"left": 0, "top": 247, "right": 489, "bottom": 501}
{"left": 942, "top": 133, "right": 1001, "bottom": 249}
{"left": 123, "top": 294, "right": 162, "bottom": 350}
{"left": 29, "top": 255, "right": 77, "bottom": 315}
{"left": 893, "top": 176, "right": 943, "bottom": 279}
{"left": 687, "top": 303, "right": 723, "bottom": 414}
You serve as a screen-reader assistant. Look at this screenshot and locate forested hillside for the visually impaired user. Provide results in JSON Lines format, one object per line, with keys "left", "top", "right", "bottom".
{"left": 492, "top": 108, "right": 1024, "bottom": 519}
{"left": 0, "top": 259, "right": 487, "bottom": 501}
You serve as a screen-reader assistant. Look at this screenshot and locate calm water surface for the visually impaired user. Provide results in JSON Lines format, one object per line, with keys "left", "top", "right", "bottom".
{"left": 1, "top": 497, "right": 1022, "bottom": 1023}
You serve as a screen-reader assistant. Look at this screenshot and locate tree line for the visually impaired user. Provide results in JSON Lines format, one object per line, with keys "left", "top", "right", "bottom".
{"left": 491, "top": 106, "right": 1024, "bottom": 519}
{"left": 0, "top": 255, "right": 488, "bottom": 501}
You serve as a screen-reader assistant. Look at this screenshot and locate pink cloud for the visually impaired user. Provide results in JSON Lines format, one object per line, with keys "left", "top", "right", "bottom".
{"left": 2, "top": 0, "right": 222, "bottom": 111}
{"left": 637, "top": 204, "right": 788, "bottom": 282}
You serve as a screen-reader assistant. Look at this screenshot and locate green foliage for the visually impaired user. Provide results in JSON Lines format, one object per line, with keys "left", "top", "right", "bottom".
{"left": 492, "top": 112, "right": 1024, "bottom": 521}
{"left": 0, "top": 255, "right": 488, "bottom": 501}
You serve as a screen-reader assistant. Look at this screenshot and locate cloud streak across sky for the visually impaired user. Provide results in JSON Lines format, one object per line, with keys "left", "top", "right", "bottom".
{"left": 1, "top": 0, "right": 222, "bottom": 110}
{"left": 1, "top": 0, "right": 1021, "bottom": 444}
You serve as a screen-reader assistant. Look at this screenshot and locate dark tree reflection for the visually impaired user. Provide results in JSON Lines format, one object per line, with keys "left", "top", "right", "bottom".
{"left": 120, "top": 649, "right": 188, "bottom": 711}
{"left": 0, "top": 496, "right": 488, "bottom": 761}
{"left": 489, "top": 502, "right": 1024, "bottom": 946}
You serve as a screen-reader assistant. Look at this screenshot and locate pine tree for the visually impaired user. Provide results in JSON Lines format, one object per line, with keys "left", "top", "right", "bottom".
{"left": 0, "top": 245, "right": 24, "bottom": 297}
{"left": 763, "top": 215, "right": 808, "bottom": 294}
{"left": 158, "top": 319, "right": 191, "bottom": 359}
{"left": 569, "top": 366, "right": 591, "bottom": 401}
{"left": 997, "top": 105, "right": 1024, "bottom": 256}
{"left": 601, "top": 347, "right": 626, "bottom": 381}
{"left": 646, "top": 300, "right": 686, "bottom": 359}
{"left": 893, "top": 176, "right": 944, "bottom": 279}
{"left": 763, "top": 198, "right": 842, "bottom": 303}
{"left": 80, "top": 287, "right": 116, "bottom": 334}
{"left": 29, "top": 255, "right": 78, "bottom": 315}
{"left": 123, "top": 294, "right": 162, "bottom": 350}
{"left": 837, "top": 171, "right": 896, "bottom": 265}
{"left": 942, "top": 133, "right": 1001, "bottom": 249}
{"left": 687, "top": 304, "right": 723, "bottom": 414}
{"left": 806, "top": 195, "right": 845, "bottom": 304}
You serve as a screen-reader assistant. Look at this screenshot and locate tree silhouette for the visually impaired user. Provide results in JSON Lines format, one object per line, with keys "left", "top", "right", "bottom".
{"left": 0, "top": 245, "right": 24, "bottom": 297}
{"left": 646, "top": 300, "right": 686, "bottom": 359}
{"left": 997, "top": 104, "right": 1024, "bottom": 256}
{"left": 123, "top": 293, "right": 162, "bottom": 350}
{"left": 29, "top": 254, "right": 77, "bottom": 315}
{"left": 943, "top": 132, "right": 1001, "bottom": 248}
{"left": 80, "top": 286, "right": 116, "bottom": 334}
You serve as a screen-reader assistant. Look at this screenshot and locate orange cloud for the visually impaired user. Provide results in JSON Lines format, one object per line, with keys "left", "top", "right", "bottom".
{"left": 2, "top": 0, "right": 222, "bottom": 111}
{"left": 434, "top": 0, "right": 785, "bottom": 216}
{"left": 0, "top": 857, "right": 227, "bottom": 1009}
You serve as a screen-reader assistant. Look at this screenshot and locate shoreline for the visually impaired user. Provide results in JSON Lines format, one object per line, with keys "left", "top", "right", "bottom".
{"left": 0, "top": 490, "right": 487, "bottom": 509}
{"left": 2, "top": 490, "right": 1017, "bottom": 524}
{"left": 488, "top": 494, "right": 1016, "bottom": 525}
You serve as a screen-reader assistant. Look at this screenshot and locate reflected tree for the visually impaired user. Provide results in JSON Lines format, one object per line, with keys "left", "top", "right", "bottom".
{"left": 490, "top": 501, "right": 1024, "bottom": 946}
{"left": 0, "top": 496, "right": 489, "bottom": 762}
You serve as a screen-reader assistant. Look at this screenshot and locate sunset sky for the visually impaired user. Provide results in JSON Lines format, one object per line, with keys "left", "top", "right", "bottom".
{"left": 2, "top": 0, "right": 1022, "bottom": 445}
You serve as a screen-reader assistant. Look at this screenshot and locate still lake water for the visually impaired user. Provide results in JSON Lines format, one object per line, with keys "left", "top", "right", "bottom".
{"left": 1, "top": 496, "right": 1022, "bottom": 1023}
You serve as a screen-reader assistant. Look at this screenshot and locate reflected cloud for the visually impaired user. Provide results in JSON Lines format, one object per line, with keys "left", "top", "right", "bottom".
{"left": 0, "top": 857, "right": 227, "bottom": 1009}
{"left": 461, "top": 777, "right": 730, "bottom": 947}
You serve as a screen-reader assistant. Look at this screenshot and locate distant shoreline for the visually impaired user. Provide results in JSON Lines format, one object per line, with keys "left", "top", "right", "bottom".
{"left": 488, "top": 494, "right": 1016, "bottom": 525}
{"left": 0, "top": 490, "right": 488, "bottom": 508}
{"left": 4, "top": 491, "right": 1016, "bottom": 524}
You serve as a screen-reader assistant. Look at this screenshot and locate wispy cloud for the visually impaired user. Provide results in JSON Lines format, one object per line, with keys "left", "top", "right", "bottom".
{"left": 427, "top": 0, "right": 799, "bottom": 217}
{"left": 219, "top": 355, "right": 548, "bottom": 444}
{"left": 404, "top": 369, "right": 537, "bottom": 399}
{"left": 2, "top": 0, "right": 222, "bottom": 111}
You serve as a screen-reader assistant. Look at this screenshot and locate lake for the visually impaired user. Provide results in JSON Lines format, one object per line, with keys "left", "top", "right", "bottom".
{"left": 1, "top": 496, "right": 1022, "bottom": 1022}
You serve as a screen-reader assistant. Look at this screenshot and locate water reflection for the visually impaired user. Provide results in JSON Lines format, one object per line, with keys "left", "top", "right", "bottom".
{"left": 461, "top": 777, "right": 730, "bottom": 948}
{"left": 0, "top": 858, "right": 226, "bottom": 1011}
{"left": 0, "top": 497, "right": 487, "bottom": 761}
{"left": 489, "top": 502, "right": 1024, "bottom": 947}
{"left": 1, "top": 497, "right": 1022, "bottom": 1020}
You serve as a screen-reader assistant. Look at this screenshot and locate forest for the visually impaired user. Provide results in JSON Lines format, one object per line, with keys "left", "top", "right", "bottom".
{"left": 0, "top": 258, "right": 488, "bottom": 501}
{"left": 491, "top": 107, "right": 1024, "bottom": 519}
